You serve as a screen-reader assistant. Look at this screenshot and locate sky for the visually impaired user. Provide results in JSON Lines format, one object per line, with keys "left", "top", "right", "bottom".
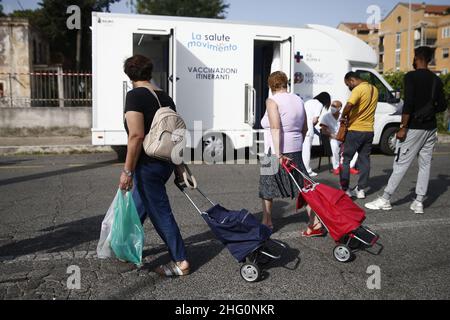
{"left": 2, "top": 0, "right": 450, "bottom": 28}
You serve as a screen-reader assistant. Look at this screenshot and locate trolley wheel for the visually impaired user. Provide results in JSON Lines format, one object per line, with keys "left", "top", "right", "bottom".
{"left": 333, "top": 245, "right": 353, "bottom": 263}
{"left": 240, "top": 263, "right": 260, "bottom": 282}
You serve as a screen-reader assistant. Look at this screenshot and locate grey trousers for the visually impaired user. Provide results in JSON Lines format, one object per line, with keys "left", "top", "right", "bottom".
{"left": 384, "top": 128, "right": 438, "bottom": 198}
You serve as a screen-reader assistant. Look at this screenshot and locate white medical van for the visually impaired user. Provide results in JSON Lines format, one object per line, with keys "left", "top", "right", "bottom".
{"left": 91, "top": 13, "right": 402, "bottom": 158}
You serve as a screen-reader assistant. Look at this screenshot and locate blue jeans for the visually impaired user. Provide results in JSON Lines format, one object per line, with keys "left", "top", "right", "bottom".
{"left": 132, "top": 160, "right": 187, "bottom": 262}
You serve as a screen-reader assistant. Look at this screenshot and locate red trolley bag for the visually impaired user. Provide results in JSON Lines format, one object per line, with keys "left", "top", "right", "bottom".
{"left": 282, "top": 160, "right": 380, "bottom": 262}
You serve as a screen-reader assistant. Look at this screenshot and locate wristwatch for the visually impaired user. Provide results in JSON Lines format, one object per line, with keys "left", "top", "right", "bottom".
{"left": 122, "top": 169, "right": 133, "bottom": 177}
{"left": 399, "top": 124, "right": 408, "bottom": 129}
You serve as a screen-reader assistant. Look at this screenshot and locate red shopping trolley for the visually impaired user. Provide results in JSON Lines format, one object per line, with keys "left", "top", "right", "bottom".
{"left": 281, "top": 159, "right": 382, "bottom": 262}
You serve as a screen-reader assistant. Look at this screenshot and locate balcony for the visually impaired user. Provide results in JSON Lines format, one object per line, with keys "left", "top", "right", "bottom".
{"left": 414, "top": 39, "right": 437, "bottom": 47}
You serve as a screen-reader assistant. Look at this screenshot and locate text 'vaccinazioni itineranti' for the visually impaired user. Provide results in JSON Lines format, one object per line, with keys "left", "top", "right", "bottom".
{"left": 188, "top": 67, "right": 238, "bottom": 80}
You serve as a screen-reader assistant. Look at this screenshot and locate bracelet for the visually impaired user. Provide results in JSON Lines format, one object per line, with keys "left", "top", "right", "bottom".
{"left": 122, "top": 169, "right": 134, "bottom": 177}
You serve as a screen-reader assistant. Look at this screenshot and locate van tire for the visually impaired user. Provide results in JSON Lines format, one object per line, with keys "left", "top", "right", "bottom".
{"left": 201, "top": 133, "right": 232, "bottom": 163}
{"left": 379, "top": 126, "right": 399, "bottom": 155}
{"left": 112, "top": 146, "right": 127, "bottom": 162}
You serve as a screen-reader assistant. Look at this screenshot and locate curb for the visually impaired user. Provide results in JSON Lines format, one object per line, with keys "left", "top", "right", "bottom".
{"left": 0, "top": 145, "right": 114, "bottom": 156}
{"left": 0, "top": 135, "right": 449, "bottom": 156}
{"left": 438, "top": 134, "right": 450, "bottom": 144}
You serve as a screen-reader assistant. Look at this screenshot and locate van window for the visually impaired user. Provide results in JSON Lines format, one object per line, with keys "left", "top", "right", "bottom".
{"left": 355, "top": 70, "right": 394, "bottom": 103}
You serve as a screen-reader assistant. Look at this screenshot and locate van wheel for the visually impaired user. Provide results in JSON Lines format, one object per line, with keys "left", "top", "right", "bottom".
{"left": 202, "top": 133, "right": 231, "bottom": 163}
{"left": 379, "top": 126, "right": 398, "bottom": 155}
{"left": 112, "top": 146, "right": 127, "bottom": 162}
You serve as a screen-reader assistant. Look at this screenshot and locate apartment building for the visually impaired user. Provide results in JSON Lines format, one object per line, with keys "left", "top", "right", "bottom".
{"left": 338, "top": 2, "right": 450, "bottom": 74}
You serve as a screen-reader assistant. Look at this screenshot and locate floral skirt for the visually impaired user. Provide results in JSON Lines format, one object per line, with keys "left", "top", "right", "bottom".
{"left": 258, "top": 150, "right": 309, "bottom": 200}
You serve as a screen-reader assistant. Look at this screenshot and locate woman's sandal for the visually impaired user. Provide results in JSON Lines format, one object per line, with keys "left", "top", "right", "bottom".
{"left": 301, "top": 222, "right": 326, "bottom": 238}
{"left": 155, "top": 262, "right": 190, "bottom": 277}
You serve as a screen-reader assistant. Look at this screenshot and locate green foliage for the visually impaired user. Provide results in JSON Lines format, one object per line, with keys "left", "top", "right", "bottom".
{"left": 0, "top": 0, "right": 5, "bottom": 17}
{"left": 383, "top": 71, "right": 450, "bottom": 132}
{"left": 136, "top": 0, "right": 229, "bottom": 18}
{"left": 9, "top": 0, "right": 120, "bottom": 70}
{"left": 383, "top": 71, "right": 406, "bottom": 98}
{"left": 437, "top": 73, "right": 450, "bottom": 132}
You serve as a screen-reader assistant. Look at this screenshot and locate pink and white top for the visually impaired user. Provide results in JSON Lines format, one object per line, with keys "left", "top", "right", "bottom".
{"left": 261, "top": 92, "right": 306, "bottom": 154}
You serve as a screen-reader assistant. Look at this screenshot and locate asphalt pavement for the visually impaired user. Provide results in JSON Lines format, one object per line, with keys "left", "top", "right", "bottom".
{"left": 0, "top": 145, "right": 449, "bottom": 300}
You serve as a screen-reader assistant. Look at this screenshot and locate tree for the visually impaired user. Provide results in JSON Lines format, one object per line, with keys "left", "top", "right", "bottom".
{"left": 136, "top": 0, "right": 229, "bottom": 19}
{"left": 383, "top": 71, "right": 407, "bottom": 98}
{"left": 0, "top": 0, "right": 4, "bottom": 17}
{"left": 10, "top": 0, "right": 120, "bottom": 70}
{"left": 9, "top": 9, "right": 45, "bottom": 28}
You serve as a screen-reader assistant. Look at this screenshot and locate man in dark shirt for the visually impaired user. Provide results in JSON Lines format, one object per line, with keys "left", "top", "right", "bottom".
{"left": 365, "top": 46, "right": 448, "bottom": 214}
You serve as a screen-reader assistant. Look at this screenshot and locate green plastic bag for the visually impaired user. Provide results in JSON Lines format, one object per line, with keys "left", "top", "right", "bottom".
{"left": 110, "top": 190, "right": 145, "bottom": 266}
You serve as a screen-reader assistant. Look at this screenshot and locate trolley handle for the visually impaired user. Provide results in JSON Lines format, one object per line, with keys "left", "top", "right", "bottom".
{"left": 281, "top": 159, "right": 318, "bottom": 190}
{"left": 174, "top": 164, "right": 198, "bottom": 191}
{"left": 174, "top": 164, "right": 216, "bottom": 215}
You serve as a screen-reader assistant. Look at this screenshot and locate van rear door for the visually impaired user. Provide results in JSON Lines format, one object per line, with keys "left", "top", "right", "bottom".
{"left": 251, "top": 35, "right": 295, "bottom": 129}
{"left": 132, "top": 28, "right": 177, "bottom": 102}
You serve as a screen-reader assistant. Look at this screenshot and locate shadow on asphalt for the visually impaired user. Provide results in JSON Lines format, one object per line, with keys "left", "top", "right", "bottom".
{"left": 0, "top": 215, "right": 104, "bottom": 257}
{"left": 258, "top": 240, "right": 301, "bottom": 282}
{"left": 391, "top": 174, "right": 450, "bottom": 207}
{"left": 0, "top": 159, "right": 118, "bottom": 187}
{"left": 140, "top": 228, "right": 222, "bottom": 274}
{"left": 0, "top": 158, "right": 35, "bottom": 166}
{"left": 139, "top": 221, "right": 302, "bottom": 282}
{"left": 367, "top": 170, "right": 450, "bottom": 208}
{"left": 366, "top": 169, "right": 394, "bottom": 196}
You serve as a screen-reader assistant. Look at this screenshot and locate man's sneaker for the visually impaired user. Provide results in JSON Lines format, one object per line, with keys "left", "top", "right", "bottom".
{"left": 308, "top": 171, "right": 318, "bottom": 177}
{"left": 350, "top": 167, "right": 360, "bottom": 175}
{"left": 351, "top": 187, "right": 366, "bottom": 199}
{"left": 365, "top": 197, "right": 392, "bottom": 211}
{"left": 345, "top": 189, "right": 353, "bottom": 198}
{"left": 332, "top": 168, "right": 340, "bottom": 175}
{"left": 410, "top": 200, "right": 424, "bottom": 214}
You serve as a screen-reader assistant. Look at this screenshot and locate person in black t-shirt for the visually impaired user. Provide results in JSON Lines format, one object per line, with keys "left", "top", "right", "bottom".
{"left": 119, "top": 55, "right": 189, "bottom": 276}
{"left": 365, "top": 46, "right": 448, "bottom": 214}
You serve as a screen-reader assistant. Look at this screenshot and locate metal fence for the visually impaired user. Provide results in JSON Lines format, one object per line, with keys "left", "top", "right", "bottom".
{"left": 0, "top": 67, "right": 92, "bottom": 108}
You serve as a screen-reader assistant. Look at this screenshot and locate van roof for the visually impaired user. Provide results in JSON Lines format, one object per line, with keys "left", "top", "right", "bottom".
{"left": 93, "top": 12, "right": 306, "bottom": 29}
{"left": 93, "top": 13, "right": 378, "bottom": 67}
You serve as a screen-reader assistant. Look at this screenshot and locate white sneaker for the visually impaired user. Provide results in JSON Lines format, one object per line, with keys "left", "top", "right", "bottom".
{"left": 410, "top": 200, "right": 424, "bottom": 214}
{"left": 308, "top": 171, "right": 318, "bottom": 177}
{"left": 365, "top": 197, "right": 392, "bottom": 211}
{"left": 345, "top": 189, "right": 353, "bottom": 198}
{"left": 351, "top": 187, "right": 366, "bottom": 199}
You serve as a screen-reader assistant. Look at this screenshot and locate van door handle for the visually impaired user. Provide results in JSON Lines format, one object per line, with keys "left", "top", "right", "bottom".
{"left": 251, "top": 87, "right": 256, "bottom": 126}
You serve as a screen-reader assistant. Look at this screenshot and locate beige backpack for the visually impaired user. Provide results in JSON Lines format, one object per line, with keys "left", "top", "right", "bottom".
{"left": 141, "top": 85, "right": 186, "bottom": 163}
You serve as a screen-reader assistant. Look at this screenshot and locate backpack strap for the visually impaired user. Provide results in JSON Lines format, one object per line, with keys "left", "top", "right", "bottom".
{"left": 140, "top": 84, "right": 162, "bottom": 108}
